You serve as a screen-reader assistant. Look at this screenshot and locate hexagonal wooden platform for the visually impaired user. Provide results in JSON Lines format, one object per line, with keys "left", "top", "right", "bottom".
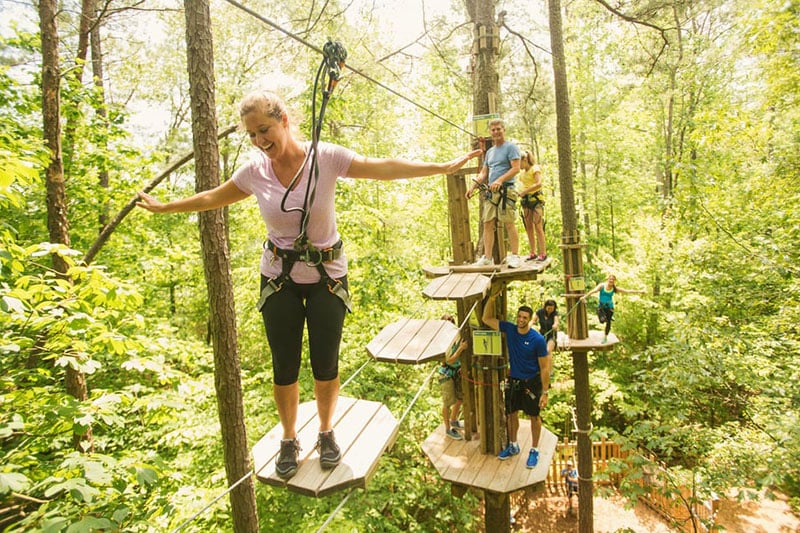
{"left": 421, "top": 424, "right": 558, "bottom": 494}
{"left": 421, "top": 272, "right": 491, "bottom": 301}
{"left": 252, "top": 396, "right": 399, "bottom": 497}
{"left": 556, "top": 330, "right": 618, "bottom": 351}
{"left": 422, "top": 256, "right": 551, "bottom": 282}
{"left": 366, "top": 318, "right": 461, "bottom": 364}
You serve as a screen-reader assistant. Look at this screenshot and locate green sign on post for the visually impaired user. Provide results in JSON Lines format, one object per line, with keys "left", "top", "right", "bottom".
{"left": 472, "top": 330, "right": 503, "bottom": 356}
{"left": 472, "top": 113, "right": 501, "bottom": 138}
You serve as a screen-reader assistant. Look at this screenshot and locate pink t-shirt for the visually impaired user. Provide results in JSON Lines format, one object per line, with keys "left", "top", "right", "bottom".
{"left": 232, "top": 141, "right": 356, "bottom": 283}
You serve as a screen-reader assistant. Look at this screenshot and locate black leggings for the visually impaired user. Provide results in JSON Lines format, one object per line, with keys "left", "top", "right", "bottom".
{"left": 598, "top": 305, "right": 614, "bottom": 336}
{"left": 260, "top": 275, "right": 348, "bottom": 386}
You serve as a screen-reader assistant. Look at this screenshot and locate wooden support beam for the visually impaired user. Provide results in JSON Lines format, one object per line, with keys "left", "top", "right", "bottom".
{"left": 485, "top": 491, "right": 510, "bottom": 533}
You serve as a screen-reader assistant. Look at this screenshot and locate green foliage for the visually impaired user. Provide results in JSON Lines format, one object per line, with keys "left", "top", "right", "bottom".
{"left": 3, "top": 0, "right": 800, "bottom": 529}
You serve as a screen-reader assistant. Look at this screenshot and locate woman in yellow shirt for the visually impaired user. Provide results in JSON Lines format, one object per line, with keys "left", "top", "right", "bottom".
{"left": 518, "top": 151, "right": 547, "bottom": 261}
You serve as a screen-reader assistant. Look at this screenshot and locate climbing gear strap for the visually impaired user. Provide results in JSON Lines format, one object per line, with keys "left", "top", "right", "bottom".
{"left": 268, "top": 239, "right": 343, "bottom": 265}
{"left": 258, "top": 240, "right": 351, "bottom": 312}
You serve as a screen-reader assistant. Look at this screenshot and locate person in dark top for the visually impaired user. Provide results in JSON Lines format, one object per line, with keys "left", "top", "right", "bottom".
{"left": 532, "top": 299, "right": 559, "bottom": 354}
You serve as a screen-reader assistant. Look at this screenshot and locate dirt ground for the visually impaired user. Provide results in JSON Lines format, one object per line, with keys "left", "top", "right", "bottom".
{"left": 506, "top": 490, "right": 800, "bottom": 533}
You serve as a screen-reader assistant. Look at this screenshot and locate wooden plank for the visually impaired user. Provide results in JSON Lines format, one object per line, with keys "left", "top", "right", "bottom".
{"left": 423, "top": 261, "right": 548, "bottom": 281}
{"left": 253, "top": 397, "right": 400, "bottom": 497}
{"left": 422, "top": 272, "right": 490, "bottom": 301}
{"left": 252, "top": 400, "right": 321, "bottom": 481}
{"left": 366, "top": 317, "right": 414, "bottom": 360}
{"left": 287, "top": 398, "right": 380, "bottom": 496}
{"left": 557, "top": 330, "right": 618, "bottom": 351}
{"left": 421, "top": 427, "right": 452, "bottom": 477}
{"left": 419, "top": 321, "right": 460, "bottom": 362}
{"left": 451, "top": 440, "right": 491, "bottom": 487}
{"left": 257, "top": 397, "right": 358, "bottom": 488}
{"left": 394, "top": 319, "right": 441, "bottom": 363}
{"left": 318, "top": 402, "right": 400, "bottom": 496}
{"left": 368, "top": 319, "right": 462, "bottom": 364}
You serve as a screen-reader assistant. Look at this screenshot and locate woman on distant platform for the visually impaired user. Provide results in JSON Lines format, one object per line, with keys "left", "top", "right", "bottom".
{"left": 581, "top": 274, "right": 645, "bottom": 343}
{"left": 517, "top": 151, "right": 546, "bottom": 262}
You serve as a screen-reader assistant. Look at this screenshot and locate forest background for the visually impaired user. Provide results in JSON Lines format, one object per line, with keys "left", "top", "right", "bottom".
{"left": 1, "top": 0, "right": 798, "bottom": 531}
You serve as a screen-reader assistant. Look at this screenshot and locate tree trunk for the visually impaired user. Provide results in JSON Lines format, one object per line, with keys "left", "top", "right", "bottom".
{"left": 62, "top": 0, "right": 96, "bottom": 176}
{"left": 548, "top": 0, "right": 592, "bottom": 530}
{"left": 40, "top": 0, "right": 94, "bottom": 454}
{"left": 183, "top": 2, "right": 258, "bottom": 531}
{"left": 465, "top": 0, "right": 500, "bottom": 259}
{"left": 90, "top": 4, "right": 110, "bottom": 231}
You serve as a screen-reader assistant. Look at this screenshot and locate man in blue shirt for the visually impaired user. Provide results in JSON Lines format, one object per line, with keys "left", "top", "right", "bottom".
{"left": 466, "top": 119, "right": 522, "bottom": 268}
{"left": 482, "top": 290, "right": 551, "bottom": 468}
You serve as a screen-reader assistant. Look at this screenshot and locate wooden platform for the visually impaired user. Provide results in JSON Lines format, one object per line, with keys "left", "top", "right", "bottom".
{"left": 422, "top": 272, "right": 491, "bottom": 301}
{"left": 366, "top": 318, "right": 461, "bottom": 364}
{"left": 556, "top": 330, "right": 618, "bottom": 352}
{"left": 421, "top": 424, "right": 558, "bottom": 494}
{"left": 252, "top": 396, "right": 399, "bottom": 497}
{"left": 422, "top": 256, "right": 551, "bottom": 282}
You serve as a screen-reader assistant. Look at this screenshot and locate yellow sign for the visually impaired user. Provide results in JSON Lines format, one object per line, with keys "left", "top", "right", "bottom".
{"left": 473, "top": 330, "right": 503, "bottom": 356}
{"left": 472, "top": 113, "right": 501, "bottom": 138}
{"left": 569, "top": 276, "right": 585, "bottom": 291}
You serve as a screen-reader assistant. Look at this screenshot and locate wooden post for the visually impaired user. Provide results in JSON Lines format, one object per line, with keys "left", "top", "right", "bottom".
{"left": 447, "top": 172, "right": 475, "bottom": 264}
{"left": 561, "top": 230, "right": 588, "bottom": 340}
{"left": 457, "top": 298, "right": 476, "bottom": 441}
{"left": 485, "top": 491, "right": 510, "bottom": 533}
{"left": 573, "top": 349, "right": 593, "bottom": 532}
{"left": 561, "top": 230, "right": 593, "bottom": 532}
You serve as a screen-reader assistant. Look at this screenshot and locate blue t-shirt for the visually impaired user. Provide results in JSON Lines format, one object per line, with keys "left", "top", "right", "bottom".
{"left": 499, "top": 321, "right": 548, "bottom": 379}
{"left": 484, "top": 142, "right": 521, "bottom": 185}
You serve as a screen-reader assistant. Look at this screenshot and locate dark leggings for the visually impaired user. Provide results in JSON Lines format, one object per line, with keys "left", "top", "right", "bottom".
{"left": 260, "top": 275, "right": 348, "bottom": 386}
{"left": 604, "top": 308, "right": 614, "bottom": 336}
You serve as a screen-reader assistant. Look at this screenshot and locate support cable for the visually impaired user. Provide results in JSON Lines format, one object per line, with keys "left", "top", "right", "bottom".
{"left": 221, "top": 0, "right": 475, "bottom": 137}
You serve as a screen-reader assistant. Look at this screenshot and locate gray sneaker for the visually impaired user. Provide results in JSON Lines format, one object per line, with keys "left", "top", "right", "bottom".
{"left": 316, "top": 430, "right": 342, "bottom": 469}
{"left": 275, "top": 438, "right": 300, "bottom": 479}
{"left": 446, "top": 428, "right": 464, "bottom": 440}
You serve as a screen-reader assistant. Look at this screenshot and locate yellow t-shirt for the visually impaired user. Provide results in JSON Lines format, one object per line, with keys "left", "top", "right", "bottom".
{"left": 517, "top": 164, "right": 543, "bottom": 193}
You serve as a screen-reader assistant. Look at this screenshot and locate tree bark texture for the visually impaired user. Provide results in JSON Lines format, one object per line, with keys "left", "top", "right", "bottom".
{"left": 548, "top": 0, "right": 593, "bottom": 530}
{"left": 40, "top": 0, "right": 94, "bottom": 454}
{"left": 183, "top": 2, "right": 258, "bottom": 531}
{"left": 573, "top": 351, "right": 594, "bottom": 533}
{"left": 90, "top": 3, "right": 111, "bottom": 231}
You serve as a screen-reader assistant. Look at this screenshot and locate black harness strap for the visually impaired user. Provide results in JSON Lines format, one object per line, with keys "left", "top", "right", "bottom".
{"left": 257, "top": 240, "right": 351, "bottom": 312}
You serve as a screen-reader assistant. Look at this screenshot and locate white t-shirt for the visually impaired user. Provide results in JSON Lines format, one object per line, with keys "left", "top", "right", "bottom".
{"left": 232, "top": 141, "right": 356, "bottom": 283}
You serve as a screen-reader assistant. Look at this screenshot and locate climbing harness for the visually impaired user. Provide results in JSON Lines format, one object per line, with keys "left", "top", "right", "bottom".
{"left": 472, "top": 179, "right": 517, "bottom": 213}
{"left": 257, "top": 239, "right": 352, "bottom": 312}
{"left": 520, "top": 190, "right": 544, "bottom": 211}
{"left": 257, "top": 40, "right": 353, "bottom": 313}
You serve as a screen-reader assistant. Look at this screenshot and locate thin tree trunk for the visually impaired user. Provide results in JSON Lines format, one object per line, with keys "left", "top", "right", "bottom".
{"left": 90, "top": 4, "right": 110, "bottom": 231}
{"left": 548, "top": 0, "right": 592, "bottom": 530}
{"left": 40, "top": 0, "right": 94, "bottom": 454}
{"left": 183, "top": 1, "right": 258, "bottom": 531}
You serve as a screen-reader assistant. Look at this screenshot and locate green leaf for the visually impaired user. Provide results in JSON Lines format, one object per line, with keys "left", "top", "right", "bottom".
{"left": 42, "top": 517, "right": 69, "bottom": 533}
{"left": 0, "top": 472, "right": 31, "bottom": 494}
{"left": 66, "top": 517, "right": 113, "bottom": 533}
{"left": 135, "top": 466, "right": 158, "bottom": 486}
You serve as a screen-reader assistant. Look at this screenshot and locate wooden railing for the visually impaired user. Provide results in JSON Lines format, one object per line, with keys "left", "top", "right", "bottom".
{"left": 543, "top": 438, "right": 717, "bottom": 533}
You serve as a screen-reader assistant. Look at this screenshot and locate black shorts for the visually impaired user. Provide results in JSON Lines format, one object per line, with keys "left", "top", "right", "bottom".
{"left": 504, "top": 376, "right": 543, "bottom": 417}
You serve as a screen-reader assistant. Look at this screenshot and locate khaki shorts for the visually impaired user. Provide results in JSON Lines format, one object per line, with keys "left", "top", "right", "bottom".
{"left": 481, "top": 187, "right": 518, "bottom": 224}
{"left": 441, "top": 377, "right": 463, "bottom": 407}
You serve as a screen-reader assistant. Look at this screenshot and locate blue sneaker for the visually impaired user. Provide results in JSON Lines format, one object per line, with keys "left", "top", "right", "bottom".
{"left": 498, "top": 443, "right": 520, "bottom": 460}
{"left": 526, "top": 448, "right": 539, "bottom": 468}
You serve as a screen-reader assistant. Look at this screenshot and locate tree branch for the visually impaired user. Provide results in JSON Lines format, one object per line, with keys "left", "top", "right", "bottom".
{"left": 82, "top": 124, "right": 238, "bottom": 265}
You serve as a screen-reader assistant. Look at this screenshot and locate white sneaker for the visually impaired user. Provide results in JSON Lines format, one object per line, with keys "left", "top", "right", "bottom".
{"left": 474, "top": 256, "right": 493, "bottom": 266}
{"left": 505, "top": 254, "right": 521, "bottom": 268}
